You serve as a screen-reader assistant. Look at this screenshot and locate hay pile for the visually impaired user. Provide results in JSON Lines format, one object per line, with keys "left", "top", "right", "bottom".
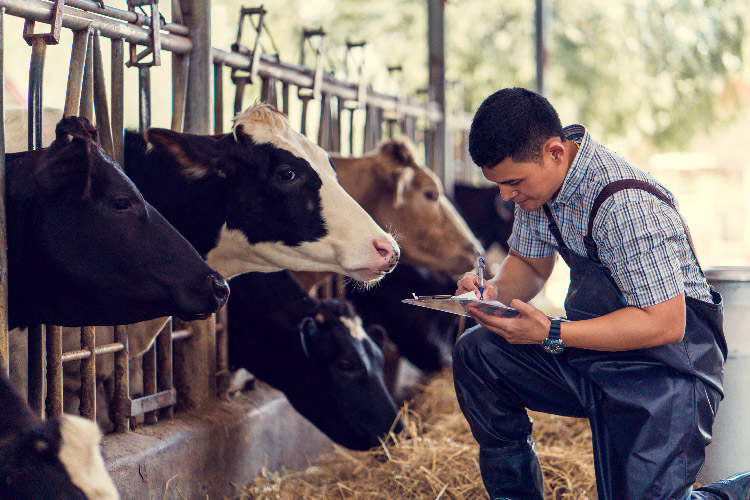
{"left": 236, "top": 370, "right": 596, "bottom": 499}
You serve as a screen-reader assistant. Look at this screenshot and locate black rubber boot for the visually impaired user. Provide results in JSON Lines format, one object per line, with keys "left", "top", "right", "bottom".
{"left": 479, "top": 438, "right": 544, "bottom": 500}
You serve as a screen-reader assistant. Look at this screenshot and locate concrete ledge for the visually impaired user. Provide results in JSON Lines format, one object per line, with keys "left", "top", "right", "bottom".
{"left": 102, "top": 381, "right": 334, "bottom": 500}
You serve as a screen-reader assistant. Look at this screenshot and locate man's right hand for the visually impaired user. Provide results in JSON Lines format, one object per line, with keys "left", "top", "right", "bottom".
{"left": 456, "top": 273, "right": 498, "bottom": 301}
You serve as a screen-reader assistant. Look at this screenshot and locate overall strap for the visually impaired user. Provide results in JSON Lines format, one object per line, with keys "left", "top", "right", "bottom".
{"left": 585, "top": 179, "right": 701, "bottom": 270}
{"left": 542, "top": 204, "right": 568, "bottom": 249}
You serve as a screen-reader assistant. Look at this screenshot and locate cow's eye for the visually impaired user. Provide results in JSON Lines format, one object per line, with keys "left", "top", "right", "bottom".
{"left": 277, "top": 167, "right": 296, "bottom": 181}
{"left": 110, "top": 198, "right": 132, "bottom": 211}
{"left": 424, "top": 190, "right": 439, "bottom": 202}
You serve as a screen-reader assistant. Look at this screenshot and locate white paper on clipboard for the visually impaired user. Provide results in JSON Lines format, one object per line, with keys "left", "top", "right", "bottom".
{"left": 402, "top": 291, "right": 521, "bottom": 318}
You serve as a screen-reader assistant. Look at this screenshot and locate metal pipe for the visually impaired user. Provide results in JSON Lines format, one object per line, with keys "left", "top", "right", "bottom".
{"left": 157, "top": 318, "right": 174, "bottom": 419}
{"left": 27, "top": 38, "right": 46, "bottom": 150}
{"left": 0, "top": 7, "right": 8, "bottom": 376}
{"left": 93, "top": 31, "right": 114, "bottom": 156}
{"left": 213, "top": 62, "right": 224, "bottom": 134}
{"left": 64, "top": 28, "right": 89, "bottom": 117}
{"left": 64, "top": 0, "right": 189, "bottom": 37}
{"left": 45, "top": 324, "right": 63, "bottom": 418}
{"left": 27, "top": 324, "right": 44, "bottom": 415}
{"left": 111, "top": 37, "right": 124, "bottom": 165}
{"left": 113, "top": 324, "right": 130, "bottom": 432}
{"left": 0, "top": 0, "right": 192, "bottom": 54}
{"left": 215, "top": 307, "right": 228, "bottom": 399}
{"left": 138, "top": 66, "right": 150, "bottom": 132}
{"left": 80, "top": 326, "right": 96, "bottom": 419}
{"left": 171, "top": 53, "right": 188, "bottom": 132}
{"left": 80, "top": 30, "right": 94, "bottom": 124}
{"left": 142, "top": 343, "right": 157, "bottom": 424}
{"left": 183, "top": 0, "right": 211, "bottom": 134}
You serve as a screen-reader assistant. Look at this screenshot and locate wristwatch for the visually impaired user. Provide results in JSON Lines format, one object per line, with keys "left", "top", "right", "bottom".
{"left": 541, "top": 318, "right": 564, "bottom": 354}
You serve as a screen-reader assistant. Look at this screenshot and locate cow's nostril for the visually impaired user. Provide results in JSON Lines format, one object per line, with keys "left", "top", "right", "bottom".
{"left": 211, "top": 274, "right": 230, "bottom": 305}
{"left": 372, "top": 239, "right": 393, "bottom": 258}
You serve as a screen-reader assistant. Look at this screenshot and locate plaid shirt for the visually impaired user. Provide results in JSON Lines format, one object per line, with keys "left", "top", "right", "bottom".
{"left": 508, "top": 124, "right": 712, "bottom": 308}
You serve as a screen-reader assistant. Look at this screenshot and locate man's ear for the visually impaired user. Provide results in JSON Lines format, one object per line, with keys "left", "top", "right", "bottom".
{"left": 145, "top": 128, "right": 231, "bottom": 180}
{"left": 544, "top": 137, "right": 566, "bottom": 162}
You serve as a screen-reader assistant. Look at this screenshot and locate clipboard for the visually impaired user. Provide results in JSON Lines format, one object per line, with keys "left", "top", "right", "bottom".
{"left": 402, "top": 291, "right": 520, "bottom": 318}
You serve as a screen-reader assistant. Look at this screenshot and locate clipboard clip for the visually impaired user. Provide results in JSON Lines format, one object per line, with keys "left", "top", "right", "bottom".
{"left": 411, "top": 294, "right": 453, "bottom": 300}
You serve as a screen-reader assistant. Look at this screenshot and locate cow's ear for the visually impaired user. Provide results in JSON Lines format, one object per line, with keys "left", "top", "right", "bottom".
{"left": 299, "top": 316, "right": 333, "bottom": 361}
{"left": 379, "top": 138, "right": 416, "bottom": 166}
{"left": 34, "top": 138, "right": 93, "bottom": 198}
{"left": 145, "top": 128, "right": 226, "bottom": 180}
{"left": 392, "top": 166, "right": 415, "bottom": 208}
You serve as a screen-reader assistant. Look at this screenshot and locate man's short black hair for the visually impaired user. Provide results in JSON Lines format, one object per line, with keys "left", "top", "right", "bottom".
{"left": 468, "top": 87, "right": 564, "bottom": 168}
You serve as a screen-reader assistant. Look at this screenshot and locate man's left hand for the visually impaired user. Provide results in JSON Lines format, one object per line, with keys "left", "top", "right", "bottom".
{"left": 466, "top": 299, "right": 551, "bottom": 344}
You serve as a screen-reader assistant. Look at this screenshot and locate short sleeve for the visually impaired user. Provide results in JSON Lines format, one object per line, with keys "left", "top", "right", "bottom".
{"left": 508, "top": 206, "right": 557, "bottom": 259}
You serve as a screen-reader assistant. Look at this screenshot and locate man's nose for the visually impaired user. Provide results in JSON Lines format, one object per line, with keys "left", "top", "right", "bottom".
{"left": 498, "top": 185, "right": 518, "bottom": 201}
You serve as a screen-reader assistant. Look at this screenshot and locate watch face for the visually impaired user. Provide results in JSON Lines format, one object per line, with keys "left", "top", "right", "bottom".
{"left": 542, "top": 339, "right": 564, "bottom": 354}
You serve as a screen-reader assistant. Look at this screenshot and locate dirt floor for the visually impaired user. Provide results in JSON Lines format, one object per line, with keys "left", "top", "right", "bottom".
{"left": 234, "top": 370, "right": 597, "bottom": 500}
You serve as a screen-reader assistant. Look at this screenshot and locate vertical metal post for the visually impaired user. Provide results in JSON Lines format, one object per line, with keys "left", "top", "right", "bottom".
{"left": 0, "top": 7, "right": 8, "bottom": 376}
{"left": 80, "top": 326, "right": 96, "bottom": 419}
{"left": 213, "top": 62, "right": 224, "bottom": 134}
{"left": 183, "top": 0, "right": 212, "bottom": 134}
{"left": 113, "top": 324, "right": 130, "bottom": 433}
{"left": 215, "top": 306, "right": 228, "bottom": 399}
{"left": 142, "top": 343, "right": 157, "bottom": 424}
{"left": 45, "top": 325, "right": 63, "bottom": 418}
{"left": 93, "top": 32, "right": 114, "bottom": 157}
{"left": 64, "top": 29, "right": 90, "bottom": 118}
{"left": 27, "top": 324, "right": 44, "bottom": 415}
{"left": 80, "top": 31, "right": 94, "bottom": 123}
{"left": 157, "top": 319, "right": 174, "bottom": 419}
{"left": 281, "top": 82, "right": 290, "bottom": 115}
{"left": 111, "top": 38, "right": 125, "bottom": 166}
{"left": 28, "top": 39, "right": 47, "bottom": 151}
{"left": 138, "top": 67, "right": 151, "bottom": 132}
{"left": 172, "top": 54, "right": 188, "bottom": 132}
{"left": 535, "top": 0, "right": 547, "bottom": 95}
{"left": 174, "top": 317, "right": 216, "bottom": 410}
{"left": 318, "top": 93, "right": 331, "bottom": 150}
{"left": 427, "top": 0, "right": 448, "bottom": 183}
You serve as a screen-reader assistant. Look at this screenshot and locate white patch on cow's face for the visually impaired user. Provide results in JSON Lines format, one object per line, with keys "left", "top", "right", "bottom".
{"left": 231, "top": 104, "right": 400, "bottom": 282}
{"left": 339, "top": 315, "right": 367, "bottom": 340}
{"left": 58, "top": 415, "right": 120, "bottom": 500}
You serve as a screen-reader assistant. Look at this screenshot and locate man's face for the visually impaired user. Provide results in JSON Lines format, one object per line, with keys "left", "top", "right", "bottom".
{"left": 481, "top": 144, "right": 568, "bottom": 212}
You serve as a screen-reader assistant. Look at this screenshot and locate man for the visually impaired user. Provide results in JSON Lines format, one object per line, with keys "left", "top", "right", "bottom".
{"left": 454, "top": 87, "right": 749, "bottom": 500}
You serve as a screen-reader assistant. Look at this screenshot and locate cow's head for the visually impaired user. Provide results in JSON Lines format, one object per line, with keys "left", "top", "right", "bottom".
{"left": 7, "top": 116, "right": 228, "bottom": 328}
{"left": 0, "top": 373, "right": 119, "bottom": 500}
{"left": 333, "top": 138, "right": 482, "bottom": 276}
{"left": 144, "top": 104, "right": 399, "bottom": 283}
{"left": 295, "top": 300, "right": 404, "bottom": 450}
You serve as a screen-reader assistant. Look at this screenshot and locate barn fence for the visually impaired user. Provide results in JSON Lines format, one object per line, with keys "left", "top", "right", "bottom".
{"left": 0, "top": 0, "right": 475, "bottom": 435}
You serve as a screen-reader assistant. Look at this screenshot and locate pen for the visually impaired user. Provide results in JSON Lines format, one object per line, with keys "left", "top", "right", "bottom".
{"left": 477, "top": 256, "right": 485, "bottom": 300}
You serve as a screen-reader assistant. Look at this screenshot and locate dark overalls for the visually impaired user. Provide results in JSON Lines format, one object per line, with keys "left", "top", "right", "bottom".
{"left": 453, "top": 180, "right": 747, "bottom": 500}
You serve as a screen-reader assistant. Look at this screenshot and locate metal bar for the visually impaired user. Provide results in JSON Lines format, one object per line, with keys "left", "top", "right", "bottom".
{"left": 213, "top": 48, "right": 442, "bottom": 122}
{"left": 113, "top": 324, "right": 130, "bottom": 432}
{"left": 300, "top": 95, "right": 310, "bottom": 136}
{"left": 27, "top": 324, "right": 44, "bottom": 415}
{"left": 157, "top": 318, "right": 173, "bottom": 419}
{"left": 142, "top": 342, "right": 157, "bottom": 423}
{"left": 428, "top": 0, "right": 447, "bottom": 183}
{"left": 183, "top": 0, "right": 211, "bottom": 134}
{"left": 233, "top": 78, "right": 246, "bottom": 116}
{"left": 65, "top": 0, "right": 190, "bottom": 36}
{"left": 93, "top": 31, "right": 113, "bottom": 156}
{"left": 332, "top": 96, "right": 341, "bottom": 153}
{"left": 79, "top": 326, "right": 95, "bottom": 419}
{"left": 61, "top": 342, "right": 124, "bottom": 362}
{"left": 171, "top": 328, "right": 192, "bottom": 342}
{"left": 0, "top": 0, "right": 192, "bottom": 54}
{"left": 259, "top": 76, "right": 277, "bottom": 107}
{"left": 318, "top": 92, "right": 331, "bottom": 150}
{"left": 64, "top": 28, "right": 89, "bottom": 117}
{"left": 170, "top": 53, "right": 187, "bottom": 132}
{"left": 80, "top": 30, "right": 94, "bottom": 123}
{"left": 111, "top": 37, "right": 124, "bottom": 165}
{"left": 0, "top": 7, "right": 7, "bottom": 376}
{"left": 215, "top": 308, "right": 228, "bottom": 399}
{"left": 138, "top": 66, "right": 150, "bottom": 132}
{"left": 173, "top": 317, "right": 215, "bottom": 410}
{"left": 213, "top": 62, "right": 223, "bottom": 134}
{"left": 28, "top": 39, "right": 46, "bottom": 150}
{"left": 129, "top": 388, "right": 176, "bottom": 416}
{"left": 45, "top": 325, "right": 63, "bottom": 418}
{"left": 281, "top": 81, "right": 289, "bottom": 115}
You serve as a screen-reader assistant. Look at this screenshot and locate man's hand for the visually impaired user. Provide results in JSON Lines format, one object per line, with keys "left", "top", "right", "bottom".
{"left": 466, "top": 299, "right": 550, "bottom": 344}
{"left": 456, "top": 273, "right": 498, "bottom": 300}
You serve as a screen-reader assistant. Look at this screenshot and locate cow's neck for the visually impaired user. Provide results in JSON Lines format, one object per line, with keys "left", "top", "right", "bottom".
{"left": 123, "top": 131, "right": 227, "bottom": 259}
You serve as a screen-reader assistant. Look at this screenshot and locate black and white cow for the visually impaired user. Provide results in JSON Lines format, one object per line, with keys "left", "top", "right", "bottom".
{"left": 0, "top": 371, "right": 119, "bottom": 500}
{"left": 227, "top": 271, "right": 403, "bottom": 450}
{"left": 347, "top": 262, "right": 475, "bottom": 374}
{"left": 5, "top": 116, "right": 228, "bottom": 329}
{"left": 451, "top": 183, "right": 515, "bottom": 253}
{"left": 124, "top": 103, "right": 399, "bottom": 282}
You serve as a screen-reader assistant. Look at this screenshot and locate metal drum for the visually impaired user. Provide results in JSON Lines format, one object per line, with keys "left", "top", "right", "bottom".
{"left": 699, "top": 267, "right": 750, "bottom": 483}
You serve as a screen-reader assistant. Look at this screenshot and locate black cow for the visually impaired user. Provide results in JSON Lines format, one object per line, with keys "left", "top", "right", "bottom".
{"left": 347, "top": 262, "right": 476, "bottom": 374}
{"left": 124, "top": 103, "right": 399, "bottom": 283}
{"left": 5, "top": 116, "right": 228, "bottom": 329}
{"left": 227, "top": 271, "right": 403, "bottom": 450}
{"left": 0, "top": 371, "right": 119, "bottom": 500}
{"left": 451, "top": 183, "right": 515, "bottom": 252}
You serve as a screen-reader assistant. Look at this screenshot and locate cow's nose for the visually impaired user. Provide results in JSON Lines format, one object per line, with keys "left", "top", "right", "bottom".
{"left": 373, "top": 238, "right": 399, "bottom": 268}
{"left": 211, "top": 273, "right": 230, "bottom": 308}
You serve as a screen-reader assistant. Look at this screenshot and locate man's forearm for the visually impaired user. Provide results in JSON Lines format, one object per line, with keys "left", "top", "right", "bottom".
{"left": 490, "top": 252, "right": 553, "bottom": 304}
